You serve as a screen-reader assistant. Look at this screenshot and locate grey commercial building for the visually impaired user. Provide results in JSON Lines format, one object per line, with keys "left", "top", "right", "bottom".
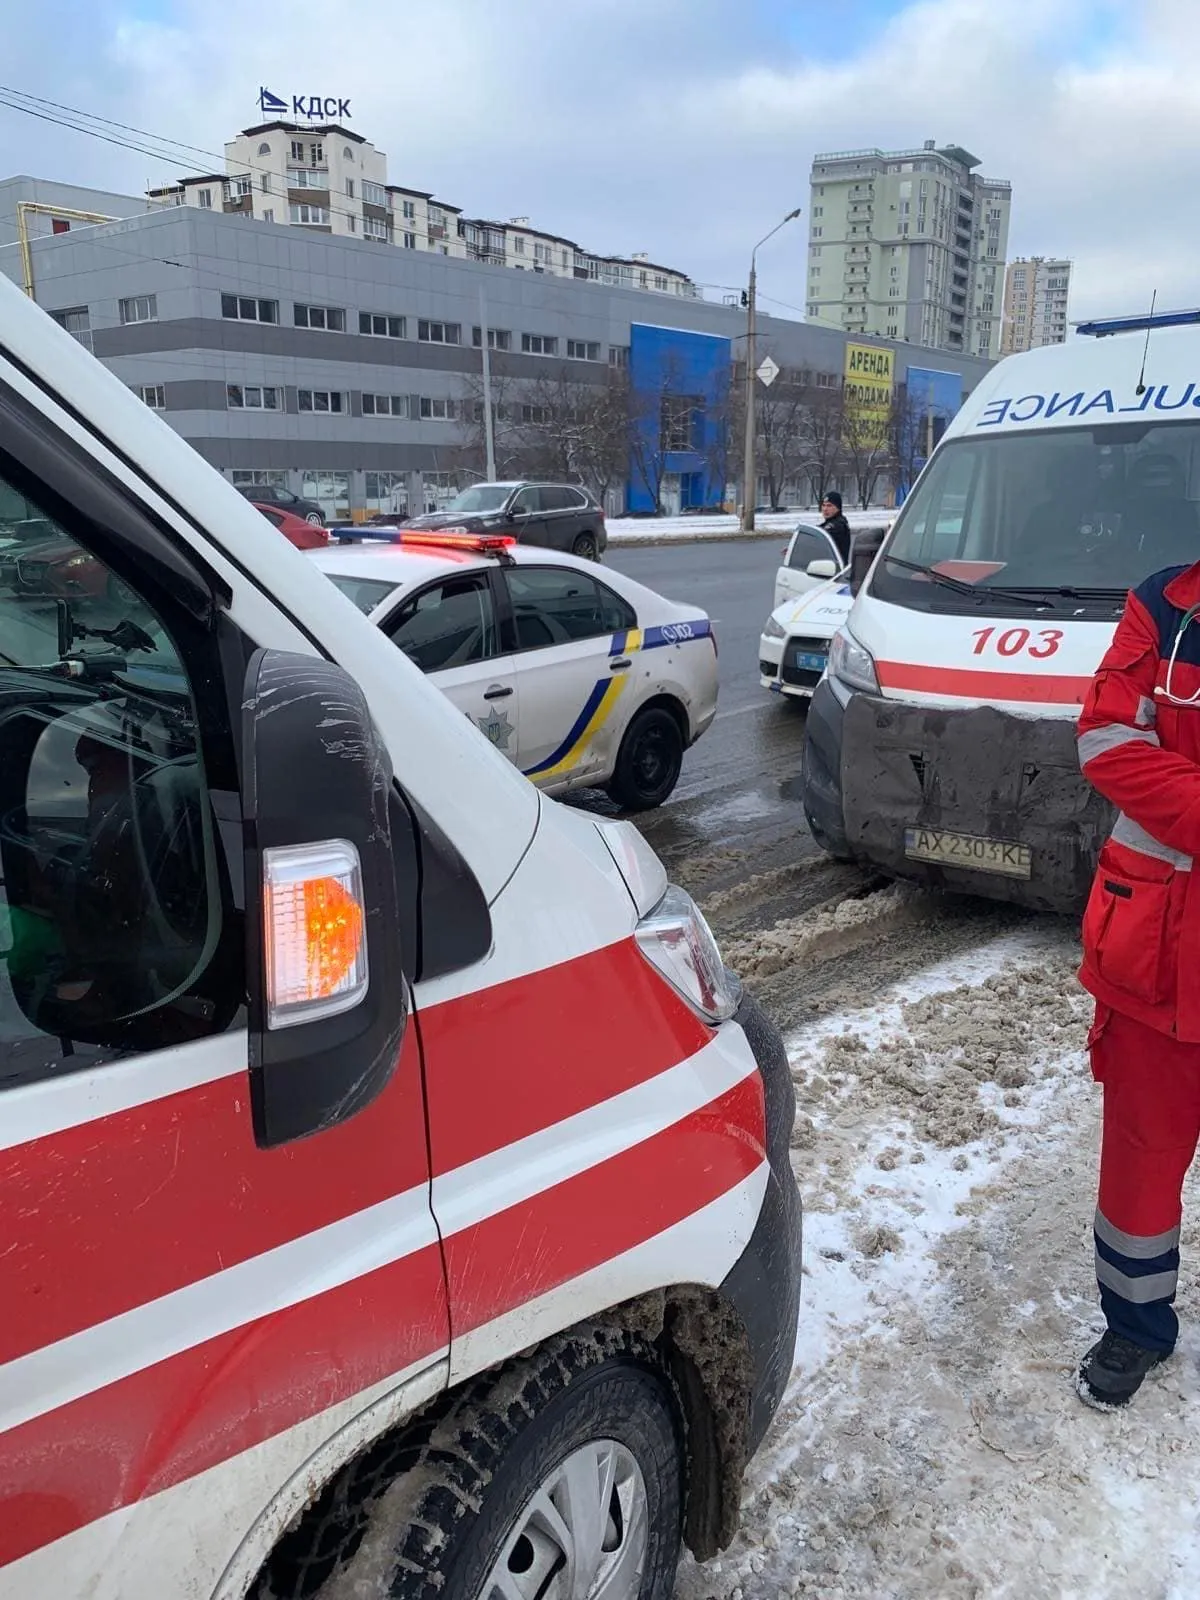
{"left": 0, "top": 178, "right": 995, "bottom": 520}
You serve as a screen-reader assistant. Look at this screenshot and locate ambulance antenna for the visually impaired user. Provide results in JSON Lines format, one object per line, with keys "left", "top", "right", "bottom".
{"left": 1135, "top": 290, "right": 1158, "bottom": 396}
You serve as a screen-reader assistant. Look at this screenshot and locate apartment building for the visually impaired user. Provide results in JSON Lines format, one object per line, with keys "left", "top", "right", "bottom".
{"left": 1, "top": 193, "right": 993, "bottom": 519}
{"left": 1001, "top": 256, "right": 1071, "bottom": 354}
{"left": 146, "top": 118, "right": 697, "bottom": 298}
{"left": 807, "top": 139, "right": 1012, "bottom": 360}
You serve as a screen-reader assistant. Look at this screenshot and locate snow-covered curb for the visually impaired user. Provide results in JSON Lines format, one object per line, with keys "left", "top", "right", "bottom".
{"left": 606, "top": 510, "right": 892, "bottom": 547}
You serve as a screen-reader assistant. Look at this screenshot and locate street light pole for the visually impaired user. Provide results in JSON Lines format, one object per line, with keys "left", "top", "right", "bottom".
{"left": 741, "top": 207, "right": 802, "bottom": 534}
{"left": 479, "top": 287, "right": 497, "bottom": 481}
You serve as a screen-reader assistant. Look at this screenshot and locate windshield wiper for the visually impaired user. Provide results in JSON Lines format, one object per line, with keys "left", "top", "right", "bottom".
{"left": 882, "top": 555, "right": 1040, "bottom": 606}
{"left": 883, "top": 558, "right": 1125, "bottom": 609}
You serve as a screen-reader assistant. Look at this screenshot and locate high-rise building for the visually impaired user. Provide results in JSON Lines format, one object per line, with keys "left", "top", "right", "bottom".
{"left": 806, "top": 139, "right": 1012, "bottom": 359}
{"left": 1001, "top": 257, "right": 1071, "bottom": 354}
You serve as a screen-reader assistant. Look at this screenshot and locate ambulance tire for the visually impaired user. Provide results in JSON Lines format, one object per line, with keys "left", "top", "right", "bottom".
{"left": 307, "top": 1328, "right": 683, "bottom": 1600}
{"left": 608, "top": 706, "right": 684, "bottom": 811}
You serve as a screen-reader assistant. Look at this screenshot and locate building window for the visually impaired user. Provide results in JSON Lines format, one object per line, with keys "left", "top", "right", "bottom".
{"left": 298, "top": 390, "right": 344, "bottom": 414}
{"left": 119, "top": 295, "right": 157, "bottom": 325}
{"left": 363, "top": 216, "right": 388, "bottom": 241}
{"left": 566, "top": 339, "right": 600, "bottom": 361}
{"left": 309, "top": 143, "right": 324, "bottom": 165}
{"left": 290, "top": 139, "right": 306, "bottom": 162}
{"left": 50, "top": 306, "right": 89, "bottom": 339}
{"left": 418, "top": 320, "right": 461, "bottom": 345}
{"left": 258, "top": 141, "right": 272, "bottom": 157}
{"left": 347, "top": 217, "right": 356, "bottom": 232}
{"left": 289, "top": 204, "right": 332, "bottom": 225}
{"left": 521, "top": 333, "right": 558, "bottom": 356}
{"left": 472, "top": 326, "right": 512, "bottom": 350}
{"left": 609, "top": 345, "right": 629, "bottom": 369}
{"left": 197, "top": 189, "right": 213, "bottom": 209}
{"left": 360, "top": 312, "right": 406, "bottom": 339}
{"left": 260, "top": 173, "right": 272, "bottom": 194}
{"left": 294, "top": 303, "right": 346, "bottom": 332}
{"left": 402, "top": 231, "right": 417, "bottom": 249}
{"left": 227, "top": 384, "right": 280, "bottom": 411}
{"left": 401, "top": 199, "right": 416, "bottom": 220}
{"left": 361, "top": 180, "right": 386, "bottom": 208}
{"left": 346, "top": 178, "right": 355, "bottom": 199}
{"left": 221, "top": 293, "right": 277, "bottom": 323}
{"left": 232, "top": 175, "right": 251, "bottom": 199}
{"left": 534, "top": 242, "right": 552, "bottom": 264}
{"left": 364, "top": 471, "right": 408, "bottom": 514}
{"left": 362, "top": 393, "right": 408, "bottom": 417}
{"left": 521, "top": 404, "right": 552, "bottom": 425}
{"left": 262, "top": 208, "right": 275, "bottom": 223}
{"left": 288, "top": 168, "right": 329, "bottom": 191}
{"left": 135, "top": 384, "right": 166, "bottom": 409}
{"left": 419, "top": 397, "right": 457, "bottom": 421}
{"left": 232, "top": 469, "right": 288, "bottom": 490}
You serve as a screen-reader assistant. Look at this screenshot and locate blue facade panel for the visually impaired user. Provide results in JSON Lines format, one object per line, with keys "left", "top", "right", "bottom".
{"left": 627, "top": 322, "right": 732, "bottom": 514}
{"left": 898, "top": 365, "right": 964, "bottom": 500}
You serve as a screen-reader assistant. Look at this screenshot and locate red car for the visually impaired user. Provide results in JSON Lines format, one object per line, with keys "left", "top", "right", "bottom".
{"left": 252, "top": 501, "right": 330, "bottom": 550}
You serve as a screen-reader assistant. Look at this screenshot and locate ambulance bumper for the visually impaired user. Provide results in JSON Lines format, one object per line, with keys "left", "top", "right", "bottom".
{"left": 721, "top": 987, "right": 802, "bottom": 1450}
{"left": 803, "top": 681, "right": 1113, "bottom": 915}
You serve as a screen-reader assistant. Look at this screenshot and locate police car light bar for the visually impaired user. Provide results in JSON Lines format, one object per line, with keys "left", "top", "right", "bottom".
{"left": 1076, "top": 308, "right": 1200, "bottom": 338}
{"left": 392, "top": 530, "right": 518, "bottom": 555}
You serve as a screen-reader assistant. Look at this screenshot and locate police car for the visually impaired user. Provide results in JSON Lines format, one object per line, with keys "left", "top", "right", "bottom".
{"left": 311, "top": 531, "right": 718, "bottom": 808}
{"left": 759, "top": 568, "right": 854, "bottom": 699}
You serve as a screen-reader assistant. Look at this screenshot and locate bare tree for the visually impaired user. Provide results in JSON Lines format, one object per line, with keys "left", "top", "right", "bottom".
{"left": 753, "top": 357, "right": 814, "bottom": 510}
{"left": 799, "top": 385, "right": 847, "bottom": 507}
{"left": 841, "top": 396, "right": 892, "bottom": 509}
{"left": 890, "top": 384, "right": 939, "bottom": 502}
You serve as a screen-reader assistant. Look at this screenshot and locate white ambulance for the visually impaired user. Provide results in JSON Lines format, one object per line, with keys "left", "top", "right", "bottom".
{"left": 802, "top": 308, "right": 1200, "bottom": 912}
{"left": 0, "top": 276, "right": 801, "bottom": 1597}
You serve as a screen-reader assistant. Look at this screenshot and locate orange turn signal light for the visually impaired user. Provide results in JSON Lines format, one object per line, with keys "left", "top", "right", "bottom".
{"left": 263, "top": 840, "right": 369, "bottom": 1028}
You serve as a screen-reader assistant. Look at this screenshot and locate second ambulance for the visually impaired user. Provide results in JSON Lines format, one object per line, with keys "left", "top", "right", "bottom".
{"left": 803, "top": 308, "right": 1200, "bottom": 913}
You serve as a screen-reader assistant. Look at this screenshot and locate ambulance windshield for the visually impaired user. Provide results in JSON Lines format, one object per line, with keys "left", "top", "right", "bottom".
{"left": 876, "top": 421, "right": 1200, "bottom": 612}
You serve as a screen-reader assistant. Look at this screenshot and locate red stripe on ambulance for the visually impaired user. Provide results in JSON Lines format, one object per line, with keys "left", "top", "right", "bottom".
{"left": 1, "top": 940, "right": 711, "bottom": 1366}
{"left": 0, "top": 1082, "right": 762, "bottom": 1570}
{"left": 877, "top": 659, "right": 1092, "bottom": 705}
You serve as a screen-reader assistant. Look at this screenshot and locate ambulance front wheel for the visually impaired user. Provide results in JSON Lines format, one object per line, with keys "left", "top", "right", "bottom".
{"left": 608, "top": 706, "right": 685, "bottom": 811}
{"left": 317, "top": 1329, "right": 684, "bottom": 1600}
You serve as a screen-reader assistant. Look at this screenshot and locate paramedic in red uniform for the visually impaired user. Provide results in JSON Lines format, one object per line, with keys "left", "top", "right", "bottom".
{"left": 1077, "top": 558, "right": 1200, "bottom": 1407}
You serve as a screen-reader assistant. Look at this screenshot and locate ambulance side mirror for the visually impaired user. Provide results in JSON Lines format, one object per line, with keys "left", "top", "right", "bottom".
{"left": 242, "top": 649, "right": 408, "bottom": 1149}
{"left": 849, "top": 527, "right": 886, "bottom": 596}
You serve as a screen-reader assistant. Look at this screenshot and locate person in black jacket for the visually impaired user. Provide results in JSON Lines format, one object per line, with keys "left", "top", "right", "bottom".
{"left": 820, "top": 491, "right": 853, "bottom": 565}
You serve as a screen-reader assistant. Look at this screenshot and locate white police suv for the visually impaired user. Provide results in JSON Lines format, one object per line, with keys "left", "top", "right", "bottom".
{"left": 312, "top": 531, "right": 718, "bottom": 808}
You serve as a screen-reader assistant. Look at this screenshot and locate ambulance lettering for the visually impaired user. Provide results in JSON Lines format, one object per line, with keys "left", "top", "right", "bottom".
{"left": 978, "top": 382, "right": 1200, "bottom": 426}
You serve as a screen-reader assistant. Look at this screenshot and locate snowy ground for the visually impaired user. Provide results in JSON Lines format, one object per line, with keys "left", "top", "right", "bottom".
{"left": 606, "top": 509, "right": 891, "bottom": 544}
{"left": 676, "top": 922, "right": 1200, "bottom": 1600}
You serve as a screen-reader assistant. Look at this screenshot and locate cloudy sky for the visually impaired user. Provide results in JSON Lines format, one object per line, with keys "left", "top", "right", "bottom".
{"left": 1, "top": 0, "right": 1194, "bottom": 327}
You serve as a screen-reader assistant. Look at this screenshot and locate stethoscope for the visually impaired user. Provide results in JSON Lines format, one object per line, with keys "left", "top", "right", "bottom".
{"left": 1155, "top": 602, "right": 1200, "bottom": 706}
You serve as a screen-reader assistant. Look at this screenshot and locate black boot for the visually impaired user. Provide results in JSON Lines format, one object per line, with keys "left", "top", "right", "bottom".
{"left": 1076, "top": 1331, "right": 1170, "bottom": 1410}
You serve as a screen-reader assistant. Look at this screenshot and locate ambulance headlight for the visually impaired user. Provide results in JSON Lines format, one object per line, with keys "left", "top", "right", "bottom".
{"left": 828, "top": 626, "right": 880, "bottom": 695}
{"left": 636, "top": 885, "right": 740, "bottom": 1024}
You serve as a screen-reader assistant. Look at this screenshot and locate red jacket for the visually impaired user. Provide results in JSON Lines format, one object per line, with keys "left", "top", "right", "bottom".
{"left": 1078, "top": 562, "right": 1200, "bottom": 1040}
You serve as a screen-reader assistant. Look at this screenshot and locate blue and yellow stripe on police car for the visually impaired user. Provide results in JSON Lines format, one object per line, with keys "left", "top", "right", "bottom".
{"left": 522, "top": 618, "right": 708, "bottom": 782}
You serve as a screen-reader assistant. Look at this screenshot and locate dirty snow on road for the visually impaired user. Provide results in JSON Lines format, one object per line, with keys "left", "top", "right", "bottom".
{"left": 677, "top": 922, "right": 1200, "bottom": 1600}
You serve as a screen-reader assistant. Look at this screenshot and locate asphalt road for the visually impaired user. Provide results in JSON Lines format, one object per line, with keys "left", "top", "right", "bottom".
{"left": 603, "top": 538, "right": 817, "bottom": 887}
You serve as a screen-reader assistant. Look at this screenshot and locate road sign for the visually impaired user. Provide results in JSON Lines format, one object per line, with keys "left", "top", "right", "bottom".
{"left": 756, "top": 355, "right": 780, "bottom": 387}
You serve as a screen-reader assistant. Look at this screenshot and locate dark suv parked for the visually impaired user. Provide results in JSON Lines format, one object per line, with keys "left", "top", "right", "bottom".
{"left": 235, "top": 484, "right": 326, "bottom": 526}
{"left": 399, "top": 482, "right": 607, "bottom": 560}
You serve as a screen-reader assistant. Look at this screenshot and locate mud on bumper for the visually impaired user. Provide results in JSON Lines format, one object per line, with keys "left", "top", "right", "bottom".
{"left": 802, "top": 681, "right": 1113, "bottom": 915}
{"left": 721, "top": 987, "right": 802, "bottom": 1451}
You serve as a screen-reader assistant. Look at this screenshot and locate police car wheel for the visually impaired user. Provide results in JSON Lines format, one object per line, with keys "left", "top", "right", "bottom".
{"left": 261, "top": 1328, "right": 684, "bottom": 1600}
{"left": 608, "top": 707, "right": 684, "bottom": 811}
{"left": 572, "top": 531, "right": 599, "bottom": 561}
